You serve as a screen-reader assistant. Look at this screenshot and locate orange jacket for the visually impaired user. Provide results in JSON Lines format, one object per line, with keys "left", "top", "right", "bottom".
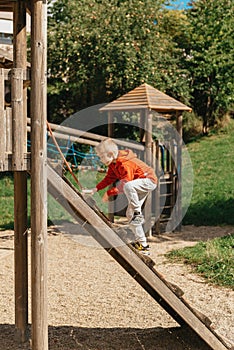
{"left": 96, "top": 149, "right": 158, "bottom": 196}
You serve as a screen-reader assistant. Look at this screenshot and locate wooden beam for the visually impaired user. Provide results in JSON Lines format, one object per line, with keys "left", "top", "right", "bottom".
{"left": 13, "top": 1, "right": 29, "bottom": 343}
{"left": 0, "top": 6, "right": 14, "bottom": 12}
{"left": 28, "top": 118, "right": 145, "bottom": 152}
{"left": 0, "top": 152, "right": 29, "bottom": 171}
{"left": 0, "top": 0, "right": 15, "bottom": 11}
{"left": 30, "top": 0, "right": 48, "bottom": 349}
{"left": 3, "top": 68, "right": 30, "bottom": 81}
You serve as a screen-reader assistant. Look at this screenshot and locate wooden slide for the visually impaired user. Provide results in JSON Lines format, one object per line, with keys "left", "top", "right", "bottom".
{"left": 47, "top": 164, "right": 232, "bottom": 350}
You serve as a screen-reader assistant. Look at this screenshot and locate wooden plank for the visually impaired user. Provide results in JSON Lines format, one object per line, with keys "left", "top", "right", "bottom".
{"left": 0, "top": 68, "right": 5, "bottom": 170}
{"left": 47, "top": 165, "right": 229, "bottom": 350}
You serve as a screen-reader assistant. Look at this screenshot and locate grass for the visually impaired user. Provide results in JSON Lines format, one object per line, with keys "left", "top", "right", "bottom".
{"left": 171, "top": 120, "right": 234, "bottom": 288}
{"left": 183, "top": 119, "right": 234, "bottom": 225}
{"left": 0, "top": 173, "right": 31, "bottom": 230}
{"left": 0, "top": 174, "right": 14, "bottom": 230}
{"left": 167, "top": 233, "right": 234, "bottom": 289}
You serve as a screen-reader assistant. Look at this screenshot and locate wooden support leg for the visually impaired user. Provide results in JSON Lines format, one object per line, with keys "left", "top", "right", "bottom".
{"left": 14, "top": 171, "right": 28, "bottom": 342}
{"left": 30, "top": 0, "right": 48, "bottom": 348}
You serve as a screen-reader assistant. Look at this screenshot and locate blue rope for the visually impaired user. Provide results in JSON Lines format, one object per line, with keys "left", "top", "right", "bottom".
{"left": 27, "top": 139, "right": 100, "bottom": 168}
{"left": 71, "top": 143, "right": 78, "bottom": 168}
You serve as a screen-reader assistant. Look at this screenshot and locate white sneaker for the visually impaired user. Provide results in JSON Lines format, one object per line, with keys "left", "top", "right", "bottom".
{"left": 131, "top": 242, "right": 150, "bottom": 255}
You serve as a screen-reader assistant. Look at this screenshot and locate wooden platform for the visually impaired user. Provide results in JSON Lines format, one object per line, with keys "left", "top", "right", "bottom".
{"left": 47, "top": 164, "right": 231, "bottom": 350}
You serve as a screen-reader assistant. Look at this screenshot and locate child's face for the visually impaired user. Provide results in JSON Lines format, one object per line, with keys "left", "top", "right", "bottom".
{"left": 98, "top": 152, "right": 114, "bottom": 166}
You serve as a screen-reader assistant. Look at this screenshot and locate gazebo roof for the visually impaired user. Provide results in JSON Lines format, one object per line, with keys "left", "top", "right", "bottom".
{"left": 100, "top": 83, "right": 192, "bottom": 113}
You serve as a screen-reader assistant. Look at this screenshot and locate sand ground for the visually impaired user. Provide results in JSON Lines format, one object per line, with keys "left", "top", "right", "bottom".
{"left": 0, "top": 224, "right": 233, "bottom": 350}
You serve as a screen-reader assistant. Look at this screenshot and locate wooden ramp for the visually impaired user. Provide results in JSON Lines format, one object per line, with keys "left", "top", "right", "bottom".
{"left": 47, "top": 164, "right": 231, "bottom": 350}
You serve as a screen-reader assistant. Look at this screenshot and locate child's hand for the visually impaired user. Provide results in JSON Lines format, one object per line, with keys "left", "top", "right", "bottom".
{"left": 90, "top": 188, "right": 97, "bottom": 195}
{"left": 82, "top": 188, "right": 97, "bottom": 195}
{"left": 102, "top": 191, "right": 109, "bottom": 202}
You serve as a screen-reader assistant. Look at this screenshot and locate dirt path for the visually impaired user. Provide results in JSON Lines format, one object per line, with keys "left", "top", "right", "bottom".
{"left": 0, "top": 225, "right": 233, "bottom": 349}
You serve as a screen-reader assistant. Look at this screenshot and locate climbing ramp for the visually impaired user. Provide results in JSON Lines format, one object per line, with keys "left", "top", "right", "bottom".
{"left": 47, "top": 164, "right": 231, "bottom": 350}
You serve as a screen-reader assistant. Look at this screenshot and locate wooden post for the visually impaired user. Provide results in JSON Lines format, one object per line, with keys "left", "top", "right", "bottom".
{"left": 176, "top": 111, "right": 183, "bottom": 231}
{"left": 139, "top": 109, "right": 145, "bottom": 143}
{"left": 5, "top": 107, "right": 12, "bottom": 153}
{"left": 13, "top": 0, "right": 28, "bottom": 343}
{"left": 107, "top": 110, "right": 114, "bottom": 139}
{"left": 144, "top": 109, "right": 153, "bottom": 236}
{"left": 0, "top": 69, "right": 5, "bottom": 170}
{"left": 30, "top": 0, "right": 48, "bottom": 349}
{"left": 144, "top": 110, "right": 152, "bottom": 166}
{"left": 167, "top": 140, "right": 176, "bottom": 232}
{"left": 107, "top": 111, "right": 115, "bottom": 222}
{"left": 154, "top": 141, "right": 160, "bottom": 234}
{"left": 14, "top": 172, "right": 28, "bottom": 341}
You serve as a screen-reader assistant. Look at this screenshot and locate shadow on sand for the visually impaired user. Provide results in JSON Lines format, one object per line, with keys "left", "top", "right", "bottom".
{"left": 0, "top": 324, "right": 212, "bottom": 350}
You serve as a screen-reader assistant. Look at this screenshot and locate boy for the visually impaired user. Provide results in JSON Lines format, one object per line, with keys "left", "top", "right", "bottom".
{"left": 90, "top": 138, "right": 157, "bottom": 255}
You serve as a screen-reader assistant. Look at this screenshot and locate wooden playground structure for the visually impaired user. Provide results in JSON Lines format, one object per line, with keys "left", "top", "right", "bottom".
{"left": 40, "top": 82, "right": 193, "bottom": 234}
{"left": 0, "top": 0, "right": 47, "bottom": 349}
{"left": 0, "top": 1, "right": 232, "bottom": 350}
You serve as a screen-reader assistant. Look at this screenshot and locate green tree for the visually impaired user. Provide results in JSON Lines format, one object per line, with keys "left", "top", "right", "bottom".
{"left": 157, "top": 8, "right": 192, "bottom": 102}
{"left": 47, "top": 0, "right": 191, "bottom": 123}
{"left": 184, "top": 0, "right": 234, "bottom": 133}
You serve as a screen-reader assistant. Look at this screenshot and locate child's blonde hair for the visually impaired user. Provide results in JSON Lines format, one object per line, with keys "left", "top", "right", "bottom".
{"left": 95, "top": 138, "right": 119, "bottom": 158}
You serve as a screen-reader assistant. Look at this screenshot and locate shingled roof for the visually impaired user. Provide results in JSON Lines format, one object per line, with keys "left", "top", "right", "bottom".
{"left": 100, "top": 83, "right": 192, "bottom": 112}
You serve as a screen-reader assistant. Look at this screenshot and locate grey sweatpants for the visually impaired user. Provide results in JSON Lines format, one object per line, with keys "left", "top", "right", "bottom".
{"left": 123, "top": 178, "right": 157, "bottom": 245}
